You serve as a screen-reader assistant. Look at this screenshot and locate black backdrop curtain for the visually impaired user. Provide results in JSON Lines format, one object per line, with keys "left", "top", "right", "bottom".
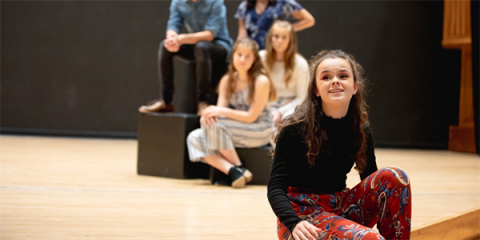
{"left": 470, "top": 0, "right": 480, "bottom": 154}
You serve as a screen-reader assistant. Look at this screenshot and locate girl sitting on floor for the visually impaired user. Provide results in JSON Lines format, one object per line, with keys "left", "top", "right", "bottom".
{"left": 268, "top": 50, "right": 412, "bottom": 239}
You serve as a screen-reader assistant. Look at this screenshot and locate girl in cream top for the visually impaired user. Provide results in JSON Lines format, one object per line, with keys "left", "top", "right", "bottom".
{"left": 259, "top": 20, "right": 309, "bottom": 126}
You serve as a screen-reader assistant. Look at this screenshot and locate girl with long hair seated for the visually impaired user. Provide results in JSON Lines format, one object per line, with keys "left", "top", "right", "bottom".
{"left": 260, "top": 20, "right": 308, "bottom": 126}
{"left": 268, "top": 50, "right": 412, "bottom": 239}
{"left": 187, "top": 38, "right": 276, "bottom": 188}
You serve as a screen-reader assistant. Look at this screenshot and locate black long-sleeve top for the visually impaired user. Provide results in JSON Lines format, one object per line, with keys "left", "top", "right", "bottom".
{"left": 267, "top": 115, "right": 378, "bottom": 233}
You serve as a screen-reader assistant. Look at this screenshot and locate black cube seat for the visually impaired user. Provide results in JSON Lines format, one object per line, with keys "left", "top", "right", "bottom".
{"left": 137, "top": 112, "right": 209, "bottom": 179}
{"left": 172, "top": 55, "right": 197, "bottom": 114}
{"left": 171, "top": 55, "right": 227, "bottom": 114}
{"left": 210, "top": 145, "right": 274, "bottom": 185}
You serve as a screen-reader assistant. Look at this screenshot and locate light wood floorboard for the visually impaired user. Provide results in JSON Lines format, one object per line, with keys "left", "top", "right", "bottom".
{"left": 1, "top": 135, "right": 479, "bottom": 239}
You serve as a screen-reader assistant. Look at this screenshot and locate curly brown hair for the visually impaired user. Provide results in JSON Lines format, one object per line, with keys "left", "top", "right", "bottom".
{"left": 274, "top": 50, "right": 370, "bottom": 173}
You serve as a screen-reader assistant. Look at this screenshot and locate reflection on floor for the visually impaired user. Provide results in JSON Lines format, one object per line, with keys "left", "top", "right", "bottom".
{"left": 1, "top": 135, "right": 479, "bottom": 239}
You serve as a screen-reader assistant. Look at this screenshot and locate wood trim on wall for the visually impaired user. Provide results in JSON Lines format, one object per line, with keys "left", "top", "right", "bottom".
{"left": 442, "top": 0, "right": 476, "bottom": 153}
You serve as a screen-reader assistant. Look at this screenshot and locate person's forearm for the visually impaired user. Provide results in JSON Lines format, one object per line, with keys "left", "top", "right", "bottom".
{"left": 237, "top": 19, "right": 248, "bottom": 40}
{"left": 291, "top": 9, "right": 315, "bottom": 32}
{"left": 221, "top": 107, "right": 258, "bottom": 123}
{"left": 237, "top": 29, "right": 247, "bottom": 40}
{"left": 178, "top": 31, "right": 214, "bottom": 45}
{"left": 292, "top": 18, "right": 315, "bottom": 32}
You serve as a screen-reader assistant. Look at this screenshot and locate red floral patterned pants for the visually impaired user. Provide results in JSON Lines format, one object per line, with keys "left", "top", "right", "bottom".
{"left": 277, "top": 166, "right": 412, "bottom": 240}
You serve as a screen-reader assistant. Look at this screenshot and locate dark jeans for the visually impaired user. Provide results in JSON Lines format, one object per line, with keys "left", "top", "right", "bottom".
{"left": 158, "top": 40, "right": 228, "bottom": 105}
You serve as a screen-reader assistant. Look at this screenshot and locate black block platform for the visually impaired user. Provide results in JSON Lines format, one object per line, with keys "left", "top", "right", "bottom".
{"left": 171, "top": 56, "right": 197, "bottom": 114}
{"left": 137, "top": 112, "right": 209, "bottom": 179}
{"left": 210, "top": 145, "right": 274, "bottom": 186}
{"left": 170, "top": 55, "right": 227, "bottom": 114}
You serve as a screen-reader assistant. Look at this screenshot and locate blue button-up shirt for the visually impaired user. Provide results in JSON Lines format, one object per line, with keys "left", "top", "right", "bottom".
{"left": 167, "top": 0, "right": 233, "bottom": 54}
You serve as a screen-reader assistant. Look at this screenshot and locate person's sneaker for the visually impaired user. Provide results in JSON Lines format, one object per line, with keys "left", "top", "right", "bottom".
{"left": 139, "top": 100, "right": 174, "bottom": 113}
{"left": 197, "top": 101, "right": 208, "bottom": 116}
{"left": 228, "top": 166, "right": 246, "bottom": 188}
{"left": 236, "top": 164, "right": 253, "bottom": 183}
{"left": 238, "top": 167, "right": 252, "bottom": 183}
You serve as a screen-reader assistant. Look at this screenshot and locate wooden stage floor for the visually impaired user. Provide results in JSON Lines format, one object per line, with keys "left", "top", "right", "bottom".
{"left": 1, "top": 135, "right": 479, "bottom": 239}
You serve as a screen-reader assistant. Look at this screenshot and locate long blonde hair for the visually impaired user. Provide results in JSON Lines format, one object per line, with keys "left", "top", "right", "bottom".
{"left": 265, "top": 20, "right": 298, "bottom": 88}
{"left": 224, "top": 38, "right": 276, "bottom": 103}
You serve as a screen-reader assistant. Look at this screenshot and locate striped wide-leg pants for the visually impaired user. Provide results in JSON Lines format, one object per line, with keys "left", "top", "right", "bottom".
{"left": 186, "top": 118, "right": 273, "bottom": 162}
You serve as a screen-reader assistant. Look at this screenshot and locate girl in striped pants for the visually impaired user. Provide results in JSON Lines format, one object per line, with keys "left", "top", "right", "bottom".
{"left": 187, "top": 38, "right": 276, "bottom": 188}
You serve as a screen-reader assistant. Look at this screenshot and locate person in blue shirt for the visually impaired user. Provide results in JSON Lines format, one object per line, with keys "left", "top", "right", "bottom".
{"left": 139, "top": 0, "right": 234, "bottom": 115}
{"left": 235, "top": 0, "right": 315, "bottom": 50}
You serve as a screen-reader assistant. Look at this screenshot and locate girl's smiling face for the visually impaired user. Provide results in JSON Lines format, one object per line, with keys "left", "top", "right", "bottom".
{"left": 315, "top": 57, "right": 358, "bottom": 106}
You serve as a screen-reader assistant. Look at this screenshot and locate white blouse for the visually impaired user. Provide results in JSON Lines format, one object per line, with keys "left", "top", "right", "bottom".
{"left": 259, "top": 50, "right": 309, "bottom": 118}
